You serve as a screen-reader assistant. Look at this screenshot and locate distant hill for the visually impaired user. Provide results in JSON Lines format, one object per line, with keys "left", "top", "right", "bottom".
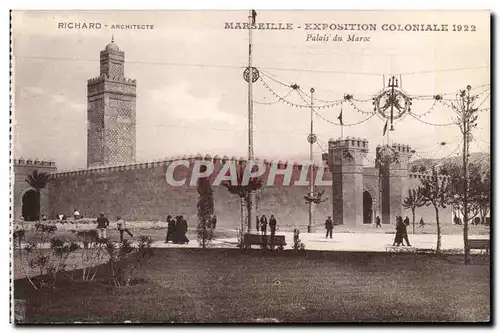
{"left": 410, "top": 152, "right": 490, "bottom": 173}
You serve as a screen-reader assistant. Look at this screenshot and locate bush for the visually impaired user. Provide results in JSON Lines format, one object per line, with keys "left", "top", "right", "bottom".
{"left": 105, "top": 236, "right": 154, "bottom": 287}
{"left": 292, "top": 229, "right": 306, "bottom": 251}
{"left": 14, "top": 226, "right": 79, "bottom": 289}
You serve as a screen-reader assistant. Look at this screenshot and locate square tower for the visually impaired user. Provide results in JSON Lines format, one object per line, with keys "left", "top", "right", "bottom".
{"left": 326, "top": 137, "right": 368, "bottom": 225}
{"left": 376, "top": 143, "right": 412, "bottom": 224}
{"left": 87, "top": 38, "right": 137, "bottom": 167}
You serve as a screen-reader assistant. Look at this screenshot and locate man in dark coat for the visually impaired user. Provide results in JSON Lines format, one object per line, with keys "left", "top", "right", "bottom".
{"left": 269, "top": 214, "right": 277, "bottom": 236}
{"left": 401, "top": 217, "right": 411, "bottom": 246}
{"left": 96, "top": 212, "right": 109, "bottom": 240}
{"left": 173, "top": 216, "right": 182, "bottom": 244}
{"left": 325, "top": 216, "right": 333, "bottom": 238}
{"left": 165, "top": 215, "right": 175, "bottom": 243}
{"left": 404, "top": 216, "right": 410, "bottom": 227}
{"left": 179, "top": 216, "right": 189, "bottom": 244}
{"left": 212, "top": 215, "right": 217, "bottom": 229}
{"left": 393, "top": 216, "right": 403, "bottom": 246}
{"left": 375, "top": 216, "right": 382, "bottom": 228}
{"left": 260, "top": 215, "right": 268, "bottom": 236}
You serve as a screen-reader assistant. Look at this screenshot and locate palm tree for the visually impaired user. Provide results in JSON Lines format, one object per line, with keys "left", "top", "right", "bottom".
{"left": 25, "top": 170, "right": 50, "bottom": 221}
{"left": 402, "top": 187, "right": 425, "bottom": 235}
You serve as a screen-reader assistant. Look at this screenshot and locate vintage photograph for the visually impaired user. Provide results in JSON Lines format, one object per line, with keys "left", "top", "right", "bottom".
{"left": 10, "top": 10, "right": 490, "bottom": 323}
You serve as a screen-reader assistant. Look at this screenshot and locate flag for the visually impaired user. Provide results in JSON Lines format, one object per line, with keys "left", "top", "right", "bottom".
{"left": 383, "top": 120, "right": 388, "bottom": 136}
{"left": 337, "top": 108, "right": 343, "bottom": 126}
{"left": 251, "top": 10, "right": 257, "bottom": 25}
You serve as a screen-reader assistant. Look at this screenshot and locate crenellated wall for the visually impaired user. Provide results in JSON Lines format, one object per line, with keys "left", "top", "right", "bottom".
{"left": 47, "top": 155, "right": 335, "bottom": 229}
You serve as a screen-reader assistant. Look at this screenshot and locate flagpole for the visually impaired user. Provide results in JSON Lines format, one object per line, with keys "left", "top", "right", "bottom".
{"left": 247, "top": 9, "right": 255, "bottom": 234}
{"left": 340, "top": 103, "right": 344, "bottom": 139}
{"left": 308, "top": 87, "right": 315, "bottom": 233}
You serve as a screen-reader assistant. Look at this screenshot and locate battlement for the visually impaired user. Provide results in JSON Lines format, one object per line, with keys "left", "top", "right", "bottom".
{"left": 376, "top": 143, "right": 412, "bottom": 154}
{"left": 87, "top": 76, "right": 105, "bottom": 84}
{"left": 51, "top": 154, "right": 331, "bottom": 179}
{"left": 328, "top": 136, "right": 369, "bottom": 150}
{"left": 14, "top": 158, "right": 56, "bottom": 167}
{"left": 87, "top": 76, "right": 136, "bottom": 85}
{"left": 408, "top": 172, "right": 450, "bottom": 181}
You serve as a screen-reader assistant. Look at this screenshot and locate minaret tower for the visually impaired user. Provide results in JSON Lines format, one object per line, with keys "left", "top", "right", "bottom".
{"left": 87, "top": 37, "right": 137, "bottom": 167}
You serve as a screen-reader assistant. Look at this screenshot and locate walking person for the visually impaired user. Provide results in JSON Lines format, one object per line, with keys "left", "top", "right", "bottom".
{"left": 393, "top": 216, "right": 403, "bottom": 246}
{"left": 419, "top": 217, "right": 425, "bottom": 228}
{"left": 260, "top": 215, "right": 268, "bottom": 236}
{"left": 96, "top": 212, "right": 109, "bottom": 240}
{"left": 165, "top": 215, "right": 175, "bottom": 243}
{"left": 269, "top": 214, "right": 277, "bottom": 248}
{"left": 256, "top": 215, "right": 259, "bottom": 233}
{"left": 211, "top": 215, "right": 217, "bottom": 229}
{"left": 180, "top": 216, "right": 189, "bottom": 244}
{"left": 172, "top": 216, "right": 181, "bottom": 244}
{"left": 375, "top": 216, "right": 382, "bottom": 228}
{"left": 325, "top": 216, "right": 333, "bottom": 239}
{"left": 404, "top": 216, "right": 410, "bottom": 227}
{"left": 401, "top": 217, "right": 412, "bottom": 246}
{"left": 117, "top": 216, "right": 133, "bottom": 242}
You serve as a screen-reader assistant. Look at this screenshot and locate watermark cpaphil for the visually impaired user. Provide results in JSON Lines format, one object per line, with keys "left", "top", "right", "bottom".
{"left": 165, "top": 159, "right": 333, "bottom": 187}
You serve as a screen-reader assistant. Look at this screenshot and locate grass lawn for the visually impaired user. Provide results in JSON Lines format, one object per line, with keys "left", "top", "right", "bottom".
{"left": 13, "top": 249, "right": 490, "bottom": 323}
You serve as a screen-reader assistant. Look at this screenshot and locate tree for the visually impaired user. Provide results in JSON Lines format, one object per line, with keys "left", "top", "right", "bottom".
{"left": 196, "top": 174, "right": 214, "bottom": 249}
{"left": 222, "top": 163, "right": 263, "bottom": 246}
{"left": 420, "top": 167, "right": 450, "bottom": 254}
{"left": 402, "top": 187, "right": 425, "bottom": 235}
{"left": 449, "top": 163, "right": 482, "bottom": 221}
{"left": 451, "top": 85, "right": 481, "bottom": 264}
{"left": 25, "top": 170, "right": 50, "bottom": 221}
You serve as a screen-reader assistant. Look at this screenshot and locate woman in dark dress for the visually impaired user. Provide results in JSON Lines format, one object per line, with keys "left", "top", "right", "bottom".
{"left": 393, "top": 216, "right": 404, "bottom": 246}
{"left": 165, "top": 215, "right": 175, "bottom": 243}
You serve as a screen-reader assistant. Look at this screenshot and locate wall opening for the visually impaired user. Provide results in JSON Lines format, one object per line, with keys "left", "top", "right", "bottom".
{"left": 22, "top": 189, "right": 40, "bottom": 221}
{"left": 363, "top": 190, "right": 373, "bottom": 224}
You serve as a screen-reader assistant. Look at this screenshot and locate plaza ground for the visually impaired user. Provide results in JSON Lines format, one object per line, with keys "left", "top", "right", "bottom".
{"left": 18, "top": 223, "right": 490, "bottom": 253}
{"left": 14, "top": 248, "right": 490, "bottom": 323}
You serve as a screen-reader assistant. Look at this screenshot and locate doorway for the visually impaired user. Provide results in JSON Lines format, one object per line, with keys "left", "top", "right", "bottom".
{"left": 22, "top": 189, "right": 40, "bottom": 221}
{"left": 363, "top": 190, "right": 373, "bottom": 224}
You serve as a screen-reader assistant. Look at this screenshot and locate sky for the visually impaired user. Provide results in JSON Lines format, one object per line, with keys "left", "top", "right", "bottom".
{"left": 11, "top": 10, "right": 491, "bottom": 171}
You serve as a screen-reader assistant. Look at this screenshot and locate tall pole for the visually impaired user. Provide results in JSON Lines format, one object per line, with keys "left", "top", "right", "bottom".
{"left": 308, "top": 88, "right": 315, "bottom": 233}
{"left": 463, "top": 85, "right": 471, "bottom": 264}
{"left": 247, "top": 10, "right": 254, "bottom": 233}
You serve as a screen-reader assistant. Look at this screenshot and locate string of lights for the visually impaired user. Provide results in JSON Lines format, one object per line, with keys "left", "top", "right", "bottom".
{"left": 316, "top": 140, "right": 328, "bottom": 153}
{"left": 411, "top": 139, "right": 464, "bottom": 166}
{"left": 409, "top": 100, "right": 438, "bottom": 118}
{"left": 253, "top": 88, "right": 295, "bottom": 105}
{"left": 410, "top": 84, "right": 490, "bottom": 100}
{"left": 408, "top": 111, "right": 457, "bottom": 127}
{"left": 347, "top": 99, "right": 377, "bottom": 116}
{"left": 296, "top": 89, "right": 377, "bottom": 127}
{"left": 259, "top": 76, "right": 343, "bottom": 109}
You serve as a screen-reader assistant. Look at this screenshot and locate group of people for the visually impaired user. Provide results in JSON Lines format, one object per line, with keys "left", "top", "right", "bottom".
{"left": 95, "top": 212, "right": 135, "bottom": 242}
{"left": 165, "top": 215, "right": 192, "bottom": 244}
{"left": 256, "top": 215, "right": 278, "bottom": 237}
{"left": 375, "top": 215, "right": 426, "bottom": 229}
{"left": 393, "top": 216, "right": 411, "bottom": 246}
